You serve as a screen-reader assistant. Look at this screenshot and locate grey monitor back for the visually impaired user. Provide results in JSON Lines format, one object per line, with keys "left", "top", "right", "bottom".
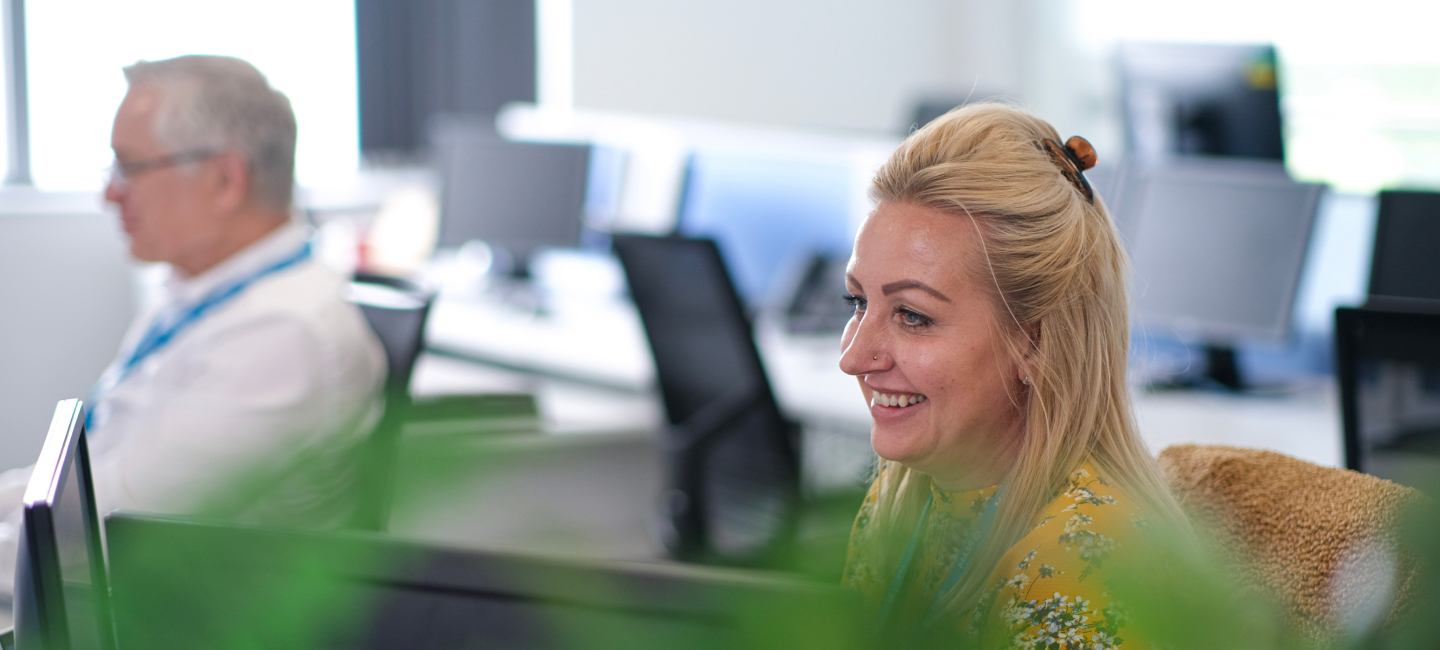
{"left": 1368, "top": 190, "right": 1440, "bottom": 307}
{"left": 432, "top": 120, "right": 592, "bottom": 265}
{"left": 1119, "top": 160, "right": 1322, "bottom": 343}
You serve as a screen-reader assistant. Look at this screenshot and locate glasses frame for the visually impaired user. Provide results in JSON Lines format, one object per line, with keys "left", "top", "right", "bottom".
{"left": 107, "top": 149, "right": 219, "bottom": 190}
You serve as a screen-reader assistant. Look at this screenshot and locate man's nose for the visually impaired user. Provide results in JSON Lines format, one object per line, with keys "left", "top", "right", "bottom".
{"left": 103, "top": 177, "right": 124, "bottom": 204}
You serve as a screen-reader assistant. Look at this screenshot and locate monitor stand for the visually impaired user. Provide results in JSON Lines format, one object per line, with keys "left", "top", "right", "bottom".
{"left": 484, "top": 248, "right": 550, "bottom": 315}
{"left": 1144, "top": 344, "right": 1249, "bottom": 392}
{"left": 1204, "top": 345, "right": 1244, "bottom": 391}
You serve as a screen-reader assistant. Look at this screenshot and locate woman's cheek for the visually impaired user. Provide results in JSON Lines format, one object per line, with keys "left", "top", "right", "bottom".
{"left": 911, "top": 347, "right": 941, "bottom": 387}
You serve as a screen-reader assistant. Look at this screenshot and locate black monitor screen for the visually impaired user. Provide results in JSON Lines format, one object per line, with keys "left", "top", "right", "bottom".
{"left": 1119, "top": 42, "right": 1285, "bottom": 161}
{"left": 1370, "top": 190, "right": 1440, "bottom": 302}
{"left": 1338, "top": 308, "right": 1440, "bottom": 494}
{"left": 15, "top": 400, "right": 114, "bottom": 650}
{"left": 1351, "top": 358, "right": 1440, "bottom": 492}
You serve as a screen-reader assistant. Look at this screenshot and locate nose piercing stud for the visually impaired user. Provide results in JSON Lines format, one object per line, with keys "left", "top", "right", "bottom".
{"left": 873, "top": 355, "right": 878, "bottom": 361}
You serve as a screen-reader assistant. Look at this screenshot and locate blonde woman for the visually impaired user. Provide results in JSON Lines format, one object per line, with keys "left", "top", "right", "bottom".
{"left": 840, "top": 103, "right": 1190, "bottom": 647}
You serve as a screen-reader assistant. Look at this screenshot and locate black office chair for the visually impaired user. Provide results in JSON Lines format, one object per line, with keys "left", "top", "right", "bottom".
{"left": 1335, "top": 306, "right": 1440, "bottom": 490}
{"left": 347, "top": 273, "right": 436, "bottom": 531}
{"left": 612, "top": 235, "right": 801, "bottom": 567}
{"left": 1366, "top": 190, "right": 1440, "bottom": 310}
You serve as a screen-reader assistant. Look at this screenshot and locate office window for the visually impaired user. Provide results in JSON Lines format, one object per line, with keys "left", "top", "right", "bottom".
{"left": 26, "top": 0, "right": 358, "bottom": 192}
{"left": 1074, "top": 0, "right": 1440, "bottom": 193}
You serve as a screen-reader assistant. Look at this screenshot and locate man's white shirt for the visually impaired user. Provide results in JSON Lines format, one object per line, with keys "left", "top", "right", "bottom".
{"left": 0, "top": 221, "right": 387, "bottom": 594}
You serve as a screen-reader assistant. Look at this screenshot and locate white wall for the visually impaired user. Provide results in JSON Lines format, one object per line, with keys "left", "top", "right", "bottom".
{"left": 571, "top": 0, "right": 1115, "bottom": 153}
{"left": 0, "top": 198, "right": 136, "bottom": 470}
{"left": 572, "top": 0, "right": 960, "bottom": 134}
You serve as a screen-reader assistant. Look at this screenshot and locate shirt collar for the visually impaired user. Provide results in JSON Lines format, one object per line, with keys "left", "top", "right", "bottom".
{"left": 163, "top": 221, "right": 311, "bottom": 308}
{"left": 929, "top": 481, "right": 999, "bottom": 517}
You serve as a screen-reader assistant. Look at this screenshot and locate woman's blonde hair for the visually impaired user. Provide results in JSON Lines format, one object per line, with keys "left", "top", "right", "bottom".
{"left": 858, "top": 102, "right": 1190, "bottom": 621}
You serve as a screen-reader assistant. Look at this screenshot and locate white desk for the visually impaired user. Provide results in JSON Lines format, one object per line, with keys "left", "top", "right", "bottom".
{"left": 425, "top": 294, "right": 654, "bottom": 392}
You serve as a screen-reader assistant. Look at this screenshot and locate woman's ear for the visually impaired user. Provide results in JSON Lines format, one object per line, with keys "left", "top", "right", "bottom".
{"left": 1015, "top": 321, "right": 1041, "bottom": 382}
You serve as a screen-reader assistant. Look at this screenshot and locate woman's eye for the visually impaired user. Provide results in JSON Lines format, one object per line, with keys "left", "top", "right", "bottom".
{"left": 898, "top": 308, "right": 933, "bottom": 327}
{"left": 843, "top": 293, "right": 867, "bottom": 312}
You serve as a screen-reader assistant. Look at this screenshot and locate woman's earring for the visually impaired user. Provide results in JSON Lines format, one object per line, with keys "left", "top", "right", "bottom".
{"left": 1021, "top": 376, "right": 1032, "bottom": 386}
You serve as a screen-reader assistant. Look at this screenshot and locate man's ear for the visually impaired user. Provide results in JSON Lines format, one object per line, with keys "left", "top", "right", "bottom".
{"left": 208, "top": 152, "right": 250, "bottom": 214}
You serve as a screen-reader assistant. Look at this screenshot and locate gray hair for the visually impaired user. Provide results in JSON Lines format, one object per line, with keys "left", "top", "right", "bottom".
{"left": 123, "top": 55, "right": 297, "bottom": 209}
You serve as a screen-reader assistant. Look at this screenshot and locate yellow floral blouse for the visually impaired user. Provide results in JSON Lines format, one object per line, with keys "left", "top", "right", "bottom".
{"left": 844, "top": 462, "right": 1145, "bottom": 649}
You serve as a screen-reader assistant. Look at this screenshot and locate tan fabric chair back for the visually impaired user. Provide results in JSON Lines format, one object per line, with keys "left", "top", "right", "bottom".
{"left": 1157, "top": 444, "right": 1424, "bottom": 644}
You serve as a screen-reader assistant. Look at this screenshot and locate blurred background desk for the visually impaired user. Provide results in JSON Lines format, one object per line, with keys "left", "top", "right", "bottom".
{"left": 420, "top": 288, "right": 1343, "bottom": 467}
{"left": 392, "top": 288, "right": 1343, "bottom": 567}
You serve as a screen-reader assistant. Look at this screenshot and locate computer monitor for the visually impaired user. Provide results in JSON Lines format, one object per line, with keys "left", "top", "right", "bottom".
{"left": 357, "top": 1, "right": 536, "bottom": 155}
{"left": 1119, "top": 42, "right": 1285, "bottom": 162}
{"left": 12, "top": 399, "right": 115, "bottom": 650}
{"left": 675, "top": 151, "right": 855, "bottom": 309}
{"left": 612, "top": 235, "right": 800, "bottom": 565}
{"left": 1116, "top": 159, "right": 1324, "bottom": 389}
{"left": 431, "top": 119, "right": 594, "bottom": 276}
{"left": 1336, "top": 307, "right": 1440, "bottom": 494}
{"left": 1368, "top": 190, "right": 1440, "bottom": 307}
{"left": 104, "top": 512, "right": 861, "bottom": 649}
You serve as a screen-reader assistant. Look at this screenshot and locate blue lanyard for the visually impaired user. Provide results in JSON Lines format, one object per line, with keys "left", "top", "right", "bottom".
{"left": 872, "top": 485, "right": 1003, "bottom": 636}
{"left": 84, "top": 243, "right": 312, "bottom": 430}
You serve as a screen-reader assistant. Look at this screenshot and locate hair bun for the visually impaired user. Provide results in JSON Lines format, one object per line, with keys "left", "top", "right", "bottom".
{"left": 1064, "top": 136, "right": 1097, "bottom": 171}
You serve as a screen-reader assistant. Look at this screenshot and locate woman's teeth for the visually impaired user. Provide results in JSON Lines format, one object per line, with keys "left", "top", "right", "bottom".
{"left": 871, "top": 391, "right": 927, "bottom": 408}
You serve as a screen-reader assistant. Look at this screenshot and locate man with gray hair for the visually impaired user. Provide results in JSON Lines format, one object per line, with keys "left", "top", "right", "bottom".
{"left": 0, "top": 55, "right": 386, "bottom": 596}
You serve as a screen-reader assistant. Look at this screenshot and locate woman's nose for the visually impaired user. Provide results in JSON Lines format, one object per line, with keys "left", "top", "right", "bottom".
{"left": 839, "top": 315, "right": 888, "bottom": 376}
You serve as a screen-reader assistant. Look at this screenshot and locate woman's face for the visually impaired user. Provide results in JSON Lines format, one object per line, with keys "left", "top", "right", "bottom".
{"left": 839, "top": 201, "right": 1028, "bottom": 491}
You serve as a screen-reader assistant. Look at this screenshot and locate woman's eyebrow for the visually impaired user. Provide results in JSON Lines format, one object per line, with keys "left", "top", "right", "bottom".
{"left": 845, "top": 273, "right": 863, "bottom": 291}
{"left": 881, "top": 280, "right": 951, "bottom": 302}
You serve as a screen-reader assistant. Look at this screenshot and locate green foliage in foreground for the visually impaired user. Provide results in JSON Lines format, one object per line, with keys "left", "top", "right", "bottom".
{"left": 99, "top": 432, "right": 1440, "bottom": 650}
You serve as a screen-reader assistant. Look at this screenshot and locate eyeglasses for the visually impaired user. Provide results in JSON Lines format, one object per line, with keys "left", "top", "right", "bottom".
{"left": 106, "top": 149, "right": 219, "bottom": 190}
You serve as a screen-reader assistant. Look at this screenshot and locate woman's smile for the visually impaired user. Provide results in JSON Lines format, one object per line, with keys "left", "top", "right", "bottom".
{"left": 870, "top": 390, "right": 927, "bottom": 409}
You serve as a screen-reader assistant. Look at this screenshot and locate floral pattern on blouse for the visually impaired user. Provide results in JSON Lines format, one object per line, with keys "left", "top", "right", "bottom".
{"left": 843, "top": 462, "right": 1146, "bottom": 650}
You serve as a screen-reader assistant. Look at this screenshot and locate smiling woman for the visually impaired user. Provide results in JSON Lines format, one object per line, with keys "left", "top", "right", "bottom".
{"left": 839, "top": 103, "right": 1192, "bottom": 648}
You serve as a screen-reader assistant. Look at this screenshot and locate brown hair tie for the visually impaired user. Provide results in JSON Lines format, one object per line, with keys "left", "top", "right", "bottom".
{"left": 1035, "top": 135, "right": 1097, "bottom": 204}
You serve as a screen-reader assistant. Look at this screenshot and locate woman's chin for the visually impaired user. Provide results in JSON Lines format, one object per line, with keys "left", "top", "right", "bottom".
{"left": 869, "top": 427, "right": 928, "bottom": 466}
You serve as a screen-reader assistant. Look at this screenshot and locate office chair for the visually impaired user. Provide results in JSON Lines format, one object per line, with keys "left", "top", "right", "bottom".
{"left": 1158, "top": 444, "right": 1424, "bottom": 645}
{"left": 1366, "top": 190, "right": 1440, "bottom": 310}
{"left": 347, "top": 273, "right": 436, "bottom": 531}
{"left": 612, "top": 235, "right": 801, "bottom": 567}
{"left": 1335, "top": 306, "right": 1440, "bottom": 480}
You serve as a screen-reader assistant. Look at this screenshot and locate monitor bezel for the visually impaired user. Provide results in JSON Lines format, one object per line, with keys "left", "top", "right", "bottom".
{"left": 16, "top": 399, "right": 116, "bottom": 650}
